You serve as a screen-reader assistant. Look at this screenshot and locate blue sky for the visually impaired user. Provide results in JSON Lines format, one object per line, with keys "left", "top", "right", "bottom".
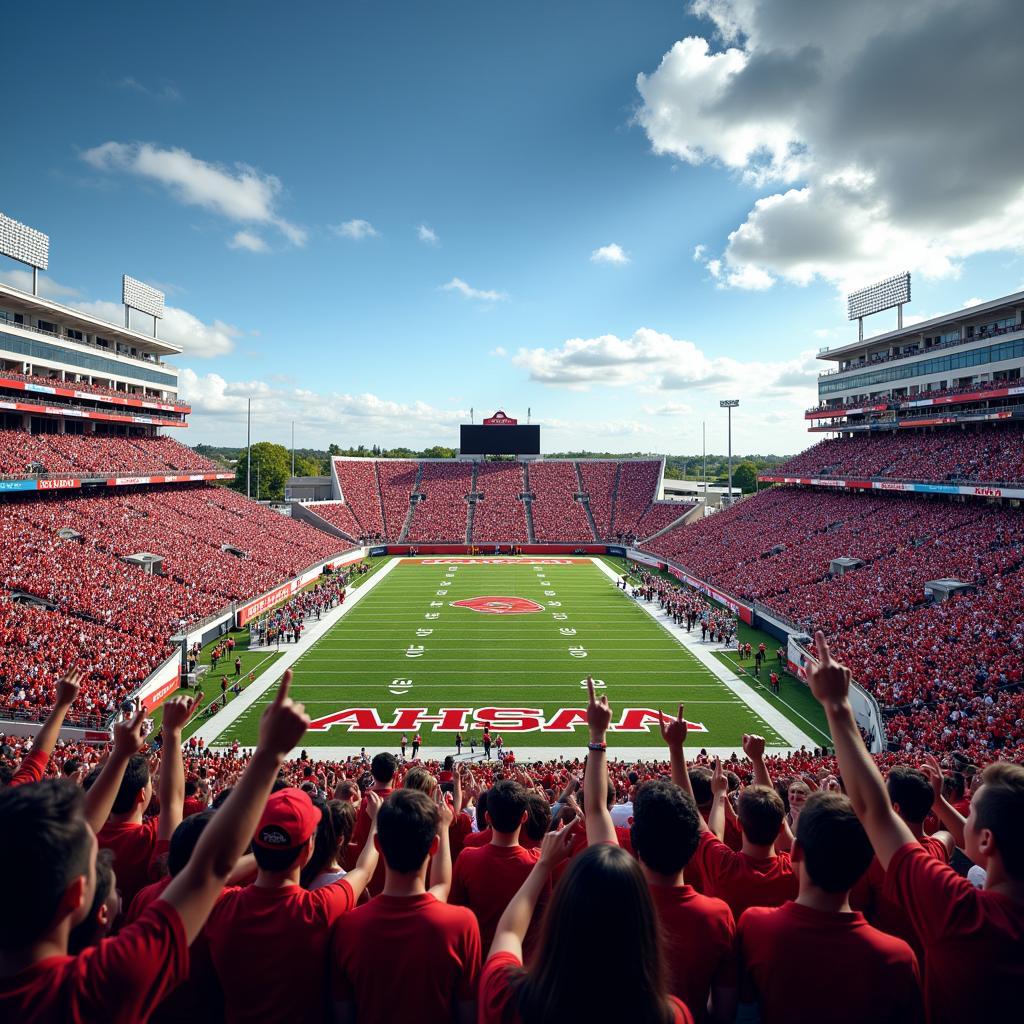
{"left": 4, "top": 0, "right": 1023, "bottom": 455}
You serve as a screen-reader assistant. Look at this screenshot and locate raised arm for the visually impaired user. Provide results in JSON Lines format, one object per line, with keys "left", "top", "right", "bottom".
{"left": 659, "top": 703, "right": 709, "bottom": 833}
{"left": 807, "top": 632, "right": 914, "bottom": 868}
{"left": 157, "top": 692, "right": 203, "bottom": 843}
{"left": 708, "top": 757, "right": 728, "bottom": 842}
{"left": 83, "top": 708, "right": 148, "bottom": 834}
{"left": 31, "top": 670, "right": 85, "bottom": 769}
{"left": 161, "top": 670, "right": 309, "bottom": 942}
{"left": 742, "top": 734, "right": 772, "bottom": 789}
{"left": 921, "top": 754, "right": 963, "bottom": 854}
{"left": 489, "top": 827, "right": 574, "bottom": 959}
{"left": 342, "top": 791, "right": 382, "bottom": 900}
{"left": 429, "top": 790, "right": 455, "bottom": 901}
{"left": 584, "top": 676, "right": 617, "bottom": 846}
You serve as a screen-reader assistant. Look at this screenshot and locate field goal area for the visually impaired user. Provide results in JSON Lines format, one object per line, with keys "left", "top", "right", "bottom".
{"left": 199, "top": 556, "right": 820, "bottom": 756}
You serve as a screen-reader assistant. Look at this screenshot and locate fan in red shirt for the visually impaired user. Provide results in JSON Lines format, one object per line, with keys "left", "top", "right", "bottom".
{"left": 807, "top": 631, "right": 1024, "bottom": 1024}
{"left": 0, "top": 671, "right": 311, "bottom": 1024}
{"left": 737, "top": 791, "right": 923, "bottom": 1023}
{"left": 450, "top": 779, "right": 547, "bottom": 955}
{"left": 331, "top": 788, "right": 481, "bottom": 1023}
{"left": 205, "top": 784, "right": 382, "bottom": 1024}
{"left": 348, "top": 751, "right": 396, "bottom": 894}
{"left": 96, "top": 691, "right": 204, "bottom": 908}
{"left": 480, "top": 679, "right": 694, "bottom": 1023}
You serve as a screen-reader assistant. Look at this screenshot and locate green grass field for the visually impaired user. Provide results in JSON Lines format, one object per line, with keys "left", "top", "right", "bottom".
{"left": 210, "top": 556, "right": 817, "bottom": 750}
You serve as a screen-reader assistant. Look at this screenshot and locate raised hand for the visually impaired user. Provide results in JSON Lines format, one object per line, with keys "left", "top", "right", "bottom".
{"left": 742, "top": 733, "right": 766, "bottom": 760}
{"left": 806, "top": 631, "right": 852, "bottom": 705}
{"left": 257, "top": 670, "right": 309, "bottom": 758}
{"left": 163, "top": 692, "right": 203, "bottom": 734}
{"left": 113, "top": 707, "right": 149, "bottom": 759}
{"left": 537, "top": 822, "right": 574, "bottom": 868}
{"left": 586, "top": 676, "right": 611, "bottom": 741}
{"left": 659, "top": 703, "right": 689, "bottom": 749}
{"left": 435, "top": 789, "right": 454, "bottom": 830}
{"left": 921, "top": 754, "right": 945, "bottom": 805}
{"left": 364, "top": 790, "right": 383, "bottom": 822}
{"left": 56, "top": 669, "right": 85, "bottom": 708}
{"left": 711, "top": 756, "right": 728, "bottom": 797}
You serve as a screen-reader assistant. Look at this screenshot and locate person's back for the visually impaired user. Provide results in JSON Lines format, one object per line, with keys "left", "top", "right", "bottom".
{"left": 350, "top": 752, "right": 396, "bottom": 896}
{"left": 738, "top": 793, "right": 922, "bottom": 1024}
{"left": 331, "top": 789, "right": 480, "bottom": 1023}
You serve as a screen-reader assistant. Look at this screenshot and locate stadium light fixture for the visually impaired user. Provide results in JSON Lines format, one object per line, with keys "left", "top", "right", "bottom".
{"left": 720, "top": 400, "right": 739, "bottom": 505}
{"left": 847, "top": 272, "right": 911, "bottom": 340}
{"left": 0, "top": 211, "right": 50, "bottom": 296}
{"left": 122, "top": 275, "right": 165, "bottom": 338}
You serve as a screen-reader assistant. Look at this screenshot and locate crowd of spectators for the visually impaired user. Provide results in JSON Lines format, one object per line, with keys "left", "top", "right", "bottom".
{"left": 0, "top": 429, "right": 220, "bottom": 477}
{"left": 527, "top": 460, "right": 592, "bottom": 541}
{"left": 332, "top": 459, "right": 386, "bottom": 538}
{"left": 634, "top": 500, "right": 696, "bottom": 540}
{"left": 807, "top": 378, "right": 1016, "bottom": 416}
{"left": 407, "top": 462, "right": 472, "bottom": 543}
{"left": 376, "top": 460, "right": 419, "bottom": 540}
{"left": 472, "top": 463, "right": 529, "bottom": 543}
{"left": 612, "top": 460, "right": 661, "bottom": 536}
{"left": 579, "top": 460, "right": 617, "bottom": 538}
{"left": 303, "top": 500, "right": 365, "bottom": 541}
{"left": 776, "top": 425, "right": 1024, "bottom": 484}
{"left": 1, "top": 658, "right": 1021, "bottom": 1022}
{"left": 0, "top": 368, "right": 184, "bottom": 408}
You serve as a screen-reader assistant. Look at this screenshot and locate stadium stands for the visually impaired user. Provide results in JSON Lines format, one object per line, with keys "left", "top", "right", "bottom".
{"left": 0, "top": 369, "right": 184, "bottom": 407}
{"left": 579, "top": 460, "right": 617, "bottom": 539}
{"left": 302, "top": 500, "right": 364, "bottom": 540}
{"left": 611, "top": 460, "right": 661, "bottom": 537}
{"left": 528, "top": 460, "right": 593, "bottom": 541}
{"left": 376, "top": 460, "right": 418, "bottom": 540}
{"left": 333, "top": 459, "right": 385, "bottom": 537}
{"left": 633, "top": 500, "right": 695, "bottom": 540}
{"left": 406, "top": 461, "right": 472, "bottom": 542}
{"left": 472, "top": 462, "right": 528, "bottom": 542}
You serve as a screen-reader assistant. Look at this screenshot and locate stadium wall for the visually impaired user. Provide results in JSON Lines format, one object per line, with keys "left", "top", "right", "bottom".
{"left": 376, "top": 544, "right": 613, "bottom": 556}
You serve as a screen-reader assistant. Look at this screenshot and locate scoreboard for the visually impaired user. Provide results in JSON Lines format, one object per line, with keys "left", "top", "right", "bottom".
{"left": 460, "top": 411, "right": 539, "bottom": 455}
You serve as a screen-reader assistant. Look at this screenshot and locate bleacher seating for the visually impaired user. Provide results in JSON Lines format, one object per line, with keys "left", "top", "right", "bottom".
{"left": 611, "top": 461, "right": 661, "bottom": 537}
{"left": 528, "top": 461, "right": 593, "bottom": 541}
{"left": 376, "top": 461, "right": 418, "bottom": 540}
{"left": 304, "top": 501, "right": 364, "bottom": 540}
{"left": 406, "top": 462, "right": 471, "bottom": 542}
{"left": 633, "top": 500, "right": 694, "bottom": 539}
{"left": 579, "top": 461, "right": 617, "bottom": 539}
{"left": 0, "top": 369, "right": 181, "bottom": 407}
{"left": 471, "top": 462, "right": 528, "bottom": 542}
{"left": 333, "top": 459, "right": 385, "bottom": 537}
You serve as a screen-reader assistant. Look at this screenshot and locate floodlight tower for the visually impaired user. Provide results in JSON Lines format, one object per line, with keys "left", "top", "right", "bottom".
{"left": 720, "top": 400, "right": 739, "bottom": 504}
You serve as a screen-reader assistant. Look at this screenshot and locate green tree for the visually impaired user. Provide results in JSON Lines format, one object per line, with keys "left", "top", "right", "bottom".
{"left": 732, "top": 460, "right": 759, "bottom": 494}
{"left": 233, "top": 442, "right": 292, "bottom": 501}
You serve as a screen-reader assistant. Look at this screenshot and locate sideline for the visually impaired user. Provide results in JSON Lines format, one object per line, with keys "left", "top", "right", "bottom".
{"left": 195, "top": 557, "right": 402, "bottom": 747}
{"left": 589, "top": 557, "right": 817, "bottom": 752}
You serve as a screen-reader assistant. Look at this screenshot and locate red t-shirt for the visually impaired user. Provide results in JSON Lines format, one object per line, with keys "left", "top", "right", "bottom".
{"left": 462, "top": 826, "right": 492, "bottom": 849}
{"left": 350, "top": 788, "right": 391, "bottom": 894}
{"left": 0, "top": 899, "right": 188, "bottom": 1024}
{"left": 97, "top": 816, "right": 167, "bottom": 907}
{"left": 692, "top": 833, "right": 797, "bottom": 919}
{"left": 449, "top": 812, "right": 474, "bottom": 862}
{"left": 852, "top": 835, "right": 950, "bottom": 959}
{"left": 450, "top": 843, "right": 545, "bottom": 954}
{"left": 205, "top": 879, "right": 356, "bottom": 1023}
{"left": 648, "top": 883, "right": 736, "bottom": 1019}
{"left": 479, "top": 952, "right": 694, "bottom": 1024}
{"left": 9, "top": 748, "right": 49, "bottom": 787}
{"left": 738, "top": 901, "right": 922, "bottom": 1023}
{"left": 331, "top": 892, "right": 481, "bottom": 1022}
{"left": 883, "top": 841, "right": 1024, "bottom": 1024}
{"left": 182, "top": 796, "right": 208, "bottom": 818}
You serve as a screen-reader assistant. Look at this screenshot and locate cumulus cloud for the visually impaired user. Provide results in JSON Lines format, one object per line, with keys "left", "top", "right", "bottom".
{"left": 0, "top": 269, "right": 81, "bottom": 300}
{"left": 81, "top": 141, "right": 306, "bottom": 247}
{"left": 117, "top": 77, "right": 180, "bottom": 101}
{"left": 228, "top": 230, "right": 269, "bottom": 253}
{"left": 441, "top": 277, "right": 508, "bottom": 303}
{"left": 637, "top": 0, "right": 1024, "bottom": 293}
{"left": 332, "top": 219, "right": 379, "bottom": 240}
{"left": 590, "top": 243, "right": 630, "bottom": 265}
{"left": 417, "top": 223, "right": 439, "bottom": 245}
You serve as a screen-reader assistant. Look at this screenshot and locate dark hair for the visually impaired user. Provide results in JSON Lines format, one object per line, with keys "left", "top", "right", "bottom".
{"left": 974, "top": 762, "right": 1024, "bottom": 878}
{"left": 886, "top": 766, "right": 934, "bottom": 824}
{"left": 301, "top": 799, "right": 356, "bottom": 888}
{"left": 168, "top": 811, "right": 215, "bottom": 876}
{"left": 377, "top": 789, "right": 439, "bottom": 873}
{"left": 487, "top": 780, "right": 529, "bottom": 834}
{"left": 510, "top": 844, "right": 674, "bottom": 1023}
{"left": 631, "top": 780, "right": 700, "bottom": 875}
{"left": 111, "top": 754, "right": 151, "bottom": 814}
{"left": 689, "top": 767, "right": 713, "bottom": 806}
{"left": 524, "top": 793, "right": 551, "bottom": 842}
{"left": 68, "top": 849, "right": 115, "bottom": 954}
{"left": 371, "top": 752, "right": 398, "bottom": 785}
{"left": 62, "top": 759, "right": 82, "bottom": 777}
{"left": 577, "top": 778, "right": 615, "bottom": 814}
{"left": 475, "top": 789, "right": 489, "bottom": 831}
{"left": 0, "top": 781, "right": 92, "bottom": 947}
{"left": 737, "top": 786, "right": 785, "bottom": 846}
{"left": 795, "top": 792, "right": 873, "bottom": 892}
{"left": 212, "top": 786, "right": 233, "bottom": 809}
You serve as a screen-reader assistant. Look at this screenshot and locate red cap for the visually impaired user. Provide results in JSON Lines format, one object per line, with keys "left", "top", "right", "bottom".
{"left": 253, "top": 788, "right": 321, "bottom": 849}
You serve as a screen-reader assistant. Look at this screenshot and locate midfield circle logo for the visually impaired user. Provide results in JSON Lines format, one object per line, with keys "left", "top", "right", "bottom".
{"left": 450, "top": 596, "right": 545, "bottom": 615}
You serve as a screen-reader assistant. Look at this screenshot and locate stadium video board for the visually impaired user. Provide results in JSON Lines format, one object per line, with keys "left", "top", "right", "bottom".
{"left": 460, "top": 423, "right": 540, "bottom": 455}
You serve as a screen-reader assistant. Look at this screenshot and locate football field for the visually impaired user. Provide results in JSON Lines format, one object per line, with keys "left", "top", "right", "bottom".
{"left": 210, "top": 557, "right": 814, "bottom": 752}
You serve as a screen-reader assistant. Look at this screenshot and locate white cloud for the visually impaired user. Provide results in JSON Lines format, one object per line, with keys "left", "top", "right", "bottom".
{"left": 81, "top": 141, "right": 306, "bottom": 247}
{"left": 117, "top": 77, "right": 180, "bottom": 101}
{"left": 962, "top": 297, "right": 984, "bottom": 308}
{"left": 332, "top": 219, "right": 380, "bottom": 241}
{"left": 228, "top": 230, "right": 269, "bottom": 253}
{"left": 417, "top": 223, "right": 439, "bottom": 245}
{"left": 0, "top": 269, "right": 81, "bottom": 300}
{"left": 636, "top": 0, "right": 1024, "bottom": 293}
{"left": 590, "top": 243, "right": 630, "bottom": 265}
{"left": 440, "top": 277, "right": 508, "bottom": 303}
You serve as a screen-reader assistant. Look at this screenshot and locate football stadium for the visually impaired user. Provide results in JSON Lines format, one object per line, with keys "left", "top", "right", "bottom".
{"left": 1, "top": 3, "right": 1022, "bottom": 1022}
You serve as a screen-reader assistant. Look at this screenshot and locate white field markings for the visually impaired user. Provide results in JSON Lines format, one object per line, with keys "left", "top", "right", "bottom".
{"left": 195, "top": 556, "right": 404, "bottom": 747}
{"left": 589, "top": 557, "right": 815, "bottom": 751}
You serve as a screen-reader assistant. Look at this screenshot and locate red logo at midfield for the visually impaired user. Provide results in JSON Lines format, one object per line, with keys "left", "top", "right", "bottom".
{"left": 451, "top": 596, "right": 544, "bottom": 615}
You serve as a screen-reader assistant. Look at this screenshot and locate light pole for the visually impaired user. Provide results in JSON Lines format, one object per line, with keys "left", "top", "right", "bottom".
{"left": 720, "top": 399, "right": 739, "bottom": 504}
{"left": 246, "top": 398, "right": 252, "bottom": 499}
